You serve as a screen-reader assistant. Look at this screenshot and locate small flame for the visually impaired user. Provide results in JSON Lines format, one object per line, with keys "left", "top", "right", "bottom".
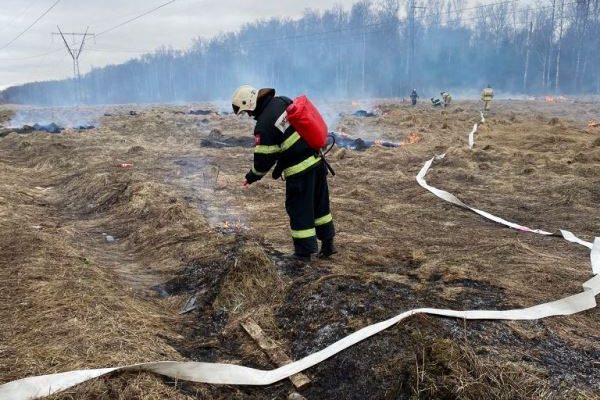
{"left": 400, "top": 132, "right": 422, "bottom": 145}
{"left": 213, "top": 218, "right": 248, "bottom": 234}
{"left": 544, "top": 96, "right": 567, "bottom": 103}
{"left": 588, "top": 119, "right": 600, "bottom": 128}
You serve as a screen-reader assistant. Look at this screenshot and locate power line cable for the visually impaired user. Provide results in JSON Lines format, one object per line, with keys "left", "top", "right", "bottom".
{"left": 0, "top": 1, "right": 581, "bottom": 68}
{"left": 34, "top": 1, "right": 582, "bottom": 57}
{"left": 0, "top": 0, "right": 177, "bottom": 60}
{"left": 451, "top": 1, "right": 578, "bottom": 26}
{"left": 0, "top": 1, "right": 538, "bottom": 61}
{"left": 0, "top": 0, "right": 62, "bottom": 51}
{"left": 231, "top": 1, "right": 577, "bottom": 48}
{"left": 96, "top": 0, "right": 178, "bottom": 37}
{"left": 86, "top": 0, "right": 577, "bottom": 57}
{"left": 444, "top": 0, "right": 519, "bottom": 16}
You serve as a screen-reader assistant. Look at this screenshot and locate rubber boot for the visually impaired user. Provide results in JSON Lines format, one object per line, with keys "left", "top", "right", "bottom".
{"left": 282, "top": 253, "right": 316, "bottom": 263}
{"left": 319, "top": 240, "right": 337, "bottom": 259}
{"left": 295, "top": 253, "right": 317, "bottom": 262}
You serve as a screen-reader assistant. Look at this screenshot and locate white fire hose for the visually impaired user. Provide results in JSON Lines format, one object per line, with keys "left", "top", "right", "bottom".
{"left": 1, "top": 113, "right": 598, "bottom": 400}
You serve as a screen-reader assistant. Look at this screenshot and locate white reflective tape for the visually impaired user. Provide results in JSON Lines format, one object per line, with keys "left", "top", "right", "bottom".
{"left": 473, "top": 208, "right": 553, "bottom": 235}
{"left": 416, "top": 156, "right": 589, "bottom": 241}
{"left": 592, "top": 237, "right": 600, "bottom": 274}
{"left": 470, "top": 113, "right": 486, "bottom": 149}
{"left": 468, "top": 123, "right": 478, "bottom": 149}
{"left": 0, "top": 368, "right": 119, "bottom": 400}
{"left": 584, "top": 274, "right": 600, "bottom": 296}
{"left": 2, "top": 130, "right": 598, "bottom": 400}
{"left": 560, "top": 229, "right": 594, "bottom": 250}
{"left": 274, "top": 111, "right": 290, "bottom": 133}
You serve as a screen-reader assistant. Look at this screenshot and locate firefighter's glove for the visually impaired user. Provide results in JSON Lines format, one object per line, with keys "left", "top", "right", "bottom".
{"left": 244, "top": 170, "right": 261, "bottom": 185}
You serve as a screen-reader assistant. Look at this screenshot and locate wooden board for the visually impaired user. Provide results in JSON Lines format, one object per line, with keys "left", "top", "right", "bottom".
{"left": 241, "top": 317, "right": 311, "bottom": 390}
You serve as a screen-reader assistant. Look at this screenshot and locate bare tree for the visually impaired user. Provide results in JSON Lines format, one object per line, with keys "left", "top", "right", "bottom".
{"left": 554, "top": 0, "right": 566, "bottom": 91}
{"left": 524, "top": 19, "right": 533, "bottom": 90}
{"left": 3, "top": 0, "right": 600, "bottom": 105}
{"left": 545, "top": 0, "right": 557, "bottom": 90}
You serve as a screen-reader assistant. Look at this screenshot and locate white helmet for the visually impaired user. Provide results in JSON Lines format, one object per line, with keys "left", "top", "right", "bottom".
{"left": 232, "top": 85, "right": 259, "bottom": 115}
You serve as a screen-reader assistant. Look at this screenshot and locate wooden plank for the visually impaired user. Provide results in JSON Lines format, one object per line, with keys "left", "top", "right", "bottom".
{"left": 241, "top": 317, "right": 311, "bottom": 390}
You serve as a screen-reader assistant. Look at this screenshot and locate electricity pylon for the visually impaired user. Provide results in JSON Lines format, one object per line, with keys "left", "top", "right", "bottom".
{"left": 52, "top": 26, "right": 95, "bottom": 101}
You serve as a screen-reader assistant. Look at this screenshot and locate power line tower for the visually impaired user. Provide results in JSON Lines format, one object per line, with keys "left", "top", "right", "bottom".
{"left": 407, "top": 1, "right": 426, "bottom": 88}
{"left": 52, "top": 26, "right": 95, "bottom": 101}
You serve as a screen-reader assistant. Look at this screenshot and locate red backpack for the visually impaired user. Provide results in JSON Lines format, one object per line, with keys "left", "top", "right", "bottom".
{"left": 286, "top": 95, "right": 328, "bottom": 150}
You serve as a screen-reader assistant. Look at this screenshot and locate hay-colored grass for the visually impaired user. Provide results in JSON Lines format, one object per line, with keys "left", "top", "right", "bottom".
{"left": 0, "top": 101, "right": 598, "bottom": 398}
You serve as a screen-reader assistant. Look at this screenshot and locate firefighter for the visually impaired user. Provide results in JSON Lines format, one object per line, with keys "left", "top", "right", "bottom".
{"left": 482, "top": 84, "right": 494, "bottom": 111}
{"left": 441, "top": 91, "right": 452, "bottom": 107}
{"left": 410, "top": 89, "right": 419, "bottom": 106}
{"left": 431, "top": 97, "right": 442, "bottom": 107}
{"left": 232, "top": 85, "right": 336, "bottom": 261}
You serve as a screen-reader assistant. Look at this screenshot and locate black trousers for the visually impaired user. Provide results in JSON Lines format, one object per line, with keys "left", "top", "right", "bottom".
{"left": 285, "top": 162, "right": 335, "bottom": 255}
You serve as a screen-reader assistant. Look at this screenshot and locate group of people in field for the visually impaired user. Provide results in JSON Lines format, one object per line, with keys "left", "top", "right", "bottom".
{"left": 409, "top": 85, "right": 494, "bottom": 110}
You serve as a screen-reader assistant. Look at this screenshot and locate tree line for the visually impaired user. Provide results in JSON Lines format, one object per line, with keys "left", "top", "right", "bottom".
{"left": 2, "top": 0, "right": 600, "bottom": 105}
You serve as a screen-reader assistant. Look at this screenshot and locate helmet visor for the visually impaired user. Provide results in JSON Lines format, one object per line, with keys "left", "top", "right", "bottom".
{"left": 232, "top": 104, "right": 240, "bottom": 115}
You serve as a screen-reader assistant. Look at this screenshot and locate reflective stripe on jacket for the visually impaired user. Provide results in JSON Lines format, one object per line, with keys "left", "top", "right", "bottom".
{"left": 246, "top": 95, "right": 319, "bottom": 183}
{"left": 482, "top": 88, "right": 494, "bottom": 101}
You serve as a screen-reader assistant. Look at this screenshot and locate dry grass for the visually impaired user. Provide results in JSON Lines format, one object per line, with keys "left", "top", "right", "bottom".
{"left": 215, "top": 244, "right": 287, "bottom": 318}
{"left": 0, "top": 101, "right": 598, "bottom": 399}
{"left": 410, "top": 338, "right": 549, "bottom": 399}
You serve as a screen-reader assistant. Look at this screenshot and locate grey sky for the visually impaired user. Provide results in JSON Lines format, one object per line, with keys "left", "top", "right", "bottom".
{"left": 0, "top": 0, "right": 523, "bottom": 89}
{"left": 0, "top": 0, "right": 364, "bottom": 89}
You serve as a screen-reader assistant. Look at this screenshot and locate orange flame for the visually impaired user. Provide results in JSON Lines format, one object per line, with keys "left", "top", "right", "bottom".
{"left": 400, "top": 132, "right": 422, "bottom": 145}
{"left": 544, "top": 96, "right": 568, "bottom": 103}
{"left": 217, "top": 218, "right": 247, "bottom": 233}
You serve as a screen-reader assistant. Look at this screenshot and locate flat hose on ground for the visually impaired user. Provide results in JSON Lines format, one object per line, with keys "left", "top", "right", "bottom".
{"left": 1, "top": 114, "right": 598, "bottom": 400}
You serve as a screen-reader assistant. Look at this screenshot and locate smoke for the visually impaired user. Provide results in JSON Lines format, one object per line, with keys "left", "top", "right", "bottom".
{"left": 211, "top": 100, "right": 235, "bottom": 115}
{"left": 3, "top": 1, "right": 600, "bottom": 106}
{"left": 7, "top": 107, "right": 103, "bottom": 129}
{"left": 170, "top": 155, "right": 248, "bottom": 229}
{"left": 316, "top": 101, "right": 344, "bottom": 131}
{"left": 316, "top": 98, "right": 389, "bottom": 140}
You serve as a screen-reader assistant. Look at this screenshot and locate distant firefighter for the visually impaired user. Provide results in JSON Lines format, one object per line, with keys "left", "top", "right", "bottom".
{"left": 441, "top": 91, "right": 452, "bottom": 107}
{"left": 482, "top": 84, "right": 494, "bottom": 111}
{"left": 431, "top": 97, "right": 443, "bottom": 107}
{"left": 410, "top": 89, "right": 419, "bottom": 106}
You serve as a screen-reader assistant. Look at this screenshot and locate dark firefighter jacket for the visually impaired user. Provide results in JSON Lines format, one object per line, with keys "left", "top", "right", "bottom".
{"left": 245, "top": 93, "right": 321, "bottom": 184}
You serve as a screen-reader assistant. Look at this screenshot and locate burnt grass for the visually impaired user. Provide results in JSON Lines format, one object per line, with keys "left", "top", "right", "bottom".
{"left": 158, "top": 240, "right": 599, "bottom": 399}
{"left": 277, "top": 276, "right": 425, "bottom": 399}
{"left": 438, "top": 316, "right": 600, "bottom": 391}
